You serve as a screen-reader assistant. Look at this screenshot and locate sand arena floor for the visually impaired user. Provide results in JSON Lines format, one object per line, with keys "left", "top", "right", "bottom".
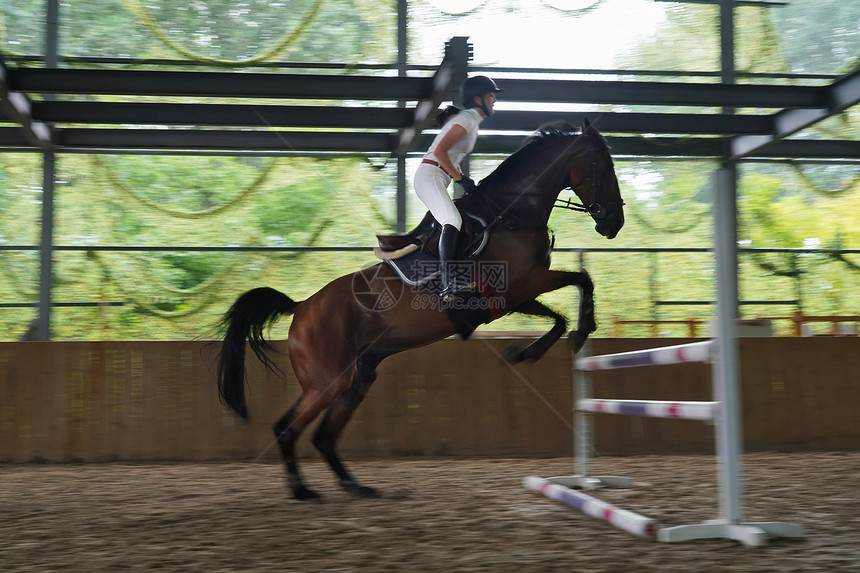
{"left": 2, "top": 452, "right": 859, "bottom": 572}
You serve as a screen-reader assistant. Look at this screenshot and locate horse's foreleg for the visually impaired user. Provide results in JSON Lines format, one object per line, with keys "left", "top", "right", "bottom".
{"left": 521, "top": 269, "right": 595, "bottom": 355}
{"left": 550, "top": 271, "right": 597, "bottom": 354}
{"left": 504, "top": 299, "right": 568, "bottom": 364}
{"left": 568, "top": 270, "right": 595, "bottom": 354}
{"left": 312, "top": 358, "right": 380, "bottom": 498}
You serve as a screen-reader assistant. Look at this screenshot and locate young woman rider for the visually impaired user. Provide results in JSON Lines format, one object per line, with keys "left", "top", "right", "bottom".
{"left": 413, "top": 75, "right": 503, "bottom": 299}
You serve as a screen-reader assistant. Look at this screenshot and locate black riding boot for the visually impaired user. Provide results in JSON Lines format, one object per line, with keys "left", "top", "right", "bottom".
{"left": 438, "top": 224, "right": 459, "bottom": 300}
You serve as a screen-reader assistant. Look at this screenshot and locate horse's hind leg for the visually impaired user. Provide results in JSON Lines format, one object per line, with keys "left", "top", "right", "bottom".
{"left": 312, "top": 358, "right": 380, "bottom": 498}
{"left": 273, "top": 397, "right": 326, "bottom": 502}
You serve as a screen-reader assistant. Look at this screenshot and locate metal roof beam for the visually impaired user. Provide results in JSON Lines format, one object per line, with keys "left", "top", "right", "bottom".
{"left": 731, "top": 67, "right": 860, "bottom": 160}
{"left": 28, "top": 101, "right": 413, "bottom": 129}
{"left": 654, "top": 0, "right": 787, "bottom": 7}
{"left": 15, "top": 102, "right": 775, "bottom": 135}
{"left": 470, "top": 135, "right": 726, "bottom": 157}
{"left": 49, "top": 128, "right": 395, "bottom": 152}
{"left": 0, "top": 127, "right": 852, "bottom": 159}
{"left": 499, "top": 79, "right": 824, "bottom": 108}
{"left": 471, "top": 135, "right": 860, "bottom": 159}
{"left": 483, "top": 111, "right": 773, "bottom": 135}
{"left": 7, "top": 67, "right": 433, "bottom": 100}
{"left": 7, "top": 67, "right": 825, "bottom": 109}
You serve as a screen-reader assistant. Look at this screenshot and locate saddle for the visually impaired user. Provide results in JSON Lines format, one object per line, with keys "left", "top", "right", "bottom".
{"left": 374, "top": 210, "right": 490, "bottom": 263}
{"left": 374, "top": 209, "right": 495, "bottom": 339}
{"left": 374, "top": 209, "right": 491, "bottom": 290}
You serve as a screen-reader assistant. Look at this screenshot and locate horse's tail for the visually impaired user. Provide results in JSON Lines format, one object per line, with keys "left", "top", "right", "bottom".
{"left": 217, "top": 287, "right": 299, "bottom": 421}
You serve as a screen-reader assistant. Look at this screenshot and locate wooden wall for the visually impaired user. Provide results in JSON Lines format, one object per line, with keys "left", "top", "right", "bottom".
{"left": 1, "top": 337, "right": 858, "bottom": 462}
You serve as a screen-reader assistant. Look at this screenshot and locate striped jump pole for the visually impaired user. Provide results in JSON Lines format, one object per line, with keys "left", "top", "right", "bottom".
{"left": 575, "top": 340, "right": 712, "bottom": 371}
{"left": 523, "top": 476, "right": 659, "bottom": 540}
{"left": 576, "top": 398, "right": 718, "bottom": 421}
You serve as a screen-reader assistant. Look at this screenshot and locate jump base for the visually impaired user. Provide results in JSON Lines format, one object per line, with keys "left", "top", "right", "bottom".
{"left": 548, "top": 475, "right": 632, "bottom": 490}
{"left": 658, "top": 519, "right": 805, "bottom": 548}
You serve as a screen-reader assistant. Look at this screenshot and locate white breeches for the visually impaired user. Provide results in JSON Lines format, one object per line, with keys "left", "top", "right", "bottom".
{"left": 414, "top": 163, "right": 462, "bottom": 230}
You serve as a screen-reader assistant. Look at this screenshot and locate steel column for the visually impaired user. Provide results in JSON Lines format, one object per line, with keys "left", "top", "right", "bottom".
{"left": 711, "top": 167, "right": 744, "bottom": 524}
{"left": 37, "top": 154, "right": 55, "bottom": 341}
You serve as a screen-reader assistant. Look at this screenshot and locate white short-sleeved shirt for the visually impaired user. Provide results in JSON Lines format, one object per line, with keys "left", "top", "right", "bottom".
{"left": 423, "top": 108, "right": 484, "bottom": 169}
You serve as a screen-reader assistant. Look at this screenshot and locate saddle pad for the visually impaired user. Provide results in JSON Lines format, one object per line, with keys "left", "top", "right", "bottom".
{"left": 383, "top": 247, "right": 495, "bottom": 340}
{"left": 384, "top": 247, "right": 442, "bottom": 289}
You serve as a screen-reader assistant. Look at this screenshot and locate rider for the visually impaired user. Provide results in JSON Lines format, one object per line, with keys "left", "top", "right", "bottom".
{"left": 414, "top": 75, "right": 503, "bottom": 300}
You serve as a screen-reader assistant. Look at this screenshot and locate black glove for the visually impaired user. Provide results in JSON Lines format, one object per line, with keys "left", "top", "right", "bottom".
{"left": 456, "top": 176, "right": 477, "bottom": 195}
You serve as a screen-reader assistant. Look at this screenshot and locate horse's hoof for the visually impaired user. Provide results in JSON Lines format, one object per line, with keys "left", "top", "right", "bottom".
{"left": 292, "top": 486, "right": 324, "bottom": 503}
{"left": 343, "top": 482, "right": 380, "bottom": 499}
{"left": 501, "top": 344, "right": 523, "bottom": 365}
{"left": 568, "top": 331, "right": 588, "bottom": 355}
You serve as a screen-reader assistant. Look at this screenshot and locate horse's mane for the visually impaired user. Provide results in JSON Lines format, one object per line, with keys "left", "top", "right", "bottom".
{"left": 521, "top": 120, "right": 582, "bottom": 147}
{"left": 522, "top": 119, "right": 609, "bottom": 149}
{"left": 479, "top": 120, "right": 594, "bottom": 191}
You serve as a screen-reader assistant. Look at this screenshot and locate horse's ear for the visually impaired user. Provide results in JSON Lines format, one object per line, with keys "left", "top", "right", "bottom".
{"left": 581, "top": 117, "right": 592, "bottom": 135}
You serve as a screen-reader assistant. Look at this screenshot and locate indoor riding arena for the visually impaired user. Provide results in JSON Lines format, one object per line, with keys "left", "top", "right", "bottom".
{"left": 3, "top": 338, "right": 860, "bottom": 571}
{"left": 2, "top": 1, "right": 860, "bottom": 572}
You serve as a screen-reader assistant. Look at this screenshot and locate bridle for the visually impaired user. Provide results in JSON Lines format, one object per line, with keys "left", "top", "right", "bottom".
{"left": 553, "top": 149, "right": 624, "bottom": 221}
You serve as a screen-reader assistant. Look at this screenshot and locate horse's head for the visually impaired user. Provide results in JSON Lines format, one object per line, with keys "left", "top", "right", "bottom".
{"left": 567, "top": 119, "right": 625, "bottom": 239}
{"left": 477, "top": 120, "right": 625, "bottom": 238}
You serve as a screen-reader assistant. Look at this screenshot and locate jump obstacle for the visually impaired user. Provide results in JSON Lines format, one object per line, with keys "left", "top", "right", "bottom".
{"left": 523, "top": 338, "right": 805, "bottom": 547}
{"left": 525, "top": 170, "right": 804, "bottom": 547}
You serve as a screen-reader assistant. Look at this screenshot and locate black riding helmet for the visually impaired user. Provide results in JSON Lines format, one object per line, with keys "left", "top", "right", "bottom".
{"left": 460, "top": 75, "right": 503, "bottom": 115}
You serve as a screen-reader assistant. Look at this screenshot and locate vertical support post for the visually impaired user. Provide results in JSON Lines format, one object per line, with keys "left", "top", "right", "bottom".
{"left": 715, "top": 14, "right": 742, "bottom": 523}
{"left": 719, "top": 0, "right": 735, "bottom": 87}
{"left": 793, "top": 252, "right": 803, "bottom": 315}
{"left": 710, "top": 167, "right": 744, "bottom": 525}
{"left": 396, "top": 158, "right": 407, "bottom": 234}
{"left": 649, "top": 251, "right": 659, "bottom": 323}
{"left": 395, "top": 0, "right": 408, "bottom": 233}
{"left": 397, "top": 0, "right": 407, "bottom": 70}
{"left": 46, "top": 0, "right": 60, "bottom": 67}
{"left": 37, "top": 152, "right": 55, "bottom": 341}
{"left": 37, "top": 2, "right": 59, "bottom": 341}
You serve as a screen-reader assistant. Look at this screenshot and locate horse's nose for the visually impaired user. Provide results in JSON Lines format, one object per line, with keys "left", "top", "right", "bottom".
{"left": 596, "top": 209, "right": 624, "bottom": 239}
{"left": 596, "top": 222, "right": 617, "bottom": 239}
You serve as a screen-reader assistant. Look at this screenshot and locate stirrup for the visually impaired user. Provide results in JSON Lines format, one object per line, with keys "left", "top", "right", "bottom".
{"left": 439, "top": 280, "right": 476, "bottom": 302}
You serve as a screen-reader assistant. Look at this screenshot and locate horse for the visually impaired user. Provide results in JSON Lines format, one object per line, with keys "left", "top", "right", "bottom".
{"left": 217, "top": 119, "right": 625, "bottom": 501}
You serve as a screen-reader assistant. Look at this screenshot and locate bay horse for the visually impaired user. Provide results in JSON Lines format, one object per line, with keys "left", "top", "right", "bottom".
{"left": 217, "top": 119, "right": 624, "bottom": 501}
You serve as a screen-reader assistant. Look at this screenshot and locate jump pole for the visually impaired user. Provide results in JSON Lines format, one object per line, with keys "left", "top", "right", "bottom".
{"left": 523, "top": 476, "right": 659, "bottom": 539}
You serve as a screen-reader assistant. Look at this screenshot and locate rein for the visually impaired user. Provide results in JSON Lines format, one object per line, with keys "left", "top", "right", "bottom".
{"left": 552, "top": 152, "right": 624, "bottom": 220}
{"left": 553, "top": 195, "right": 592, "bottom": 213}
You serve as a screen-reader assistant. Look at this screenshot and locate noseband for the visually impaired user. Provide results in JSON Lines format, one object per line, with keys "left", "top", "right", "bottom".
{"left": 553, "top": 154, "right": 624, "bottom": 221}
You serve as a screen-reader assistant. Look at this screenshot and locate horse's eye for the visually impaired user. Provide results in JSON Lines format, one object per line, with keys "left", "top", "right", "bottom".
{"left": 588, "top": 203, "right": 606, "bottom": 219}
